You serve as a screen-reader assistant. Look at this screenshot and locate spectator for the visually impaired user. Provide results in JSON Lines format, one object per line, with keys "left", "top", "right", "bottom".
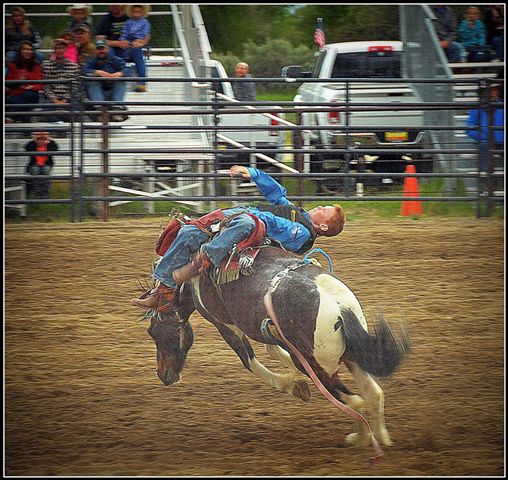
{"left": 459, "top": 6, "right": 487, "bottom": 49}
{"left": 82, "top": 39, "right": 130, "bottom": 122}
{"left": 119, "top": 4, "right": 152, "bottom": 92}
{"left": 41, "top": 38, "right": 81, "bottom": 122}
{"left": 67, "top": 4, "right": 93, "bottom": 32}
{"left": 431, "top": 5, "right": 467, "bottom": 62}
{"left": 25, "top": 131, "right": 58, "bottom": 198}
{"left": 95, "top": 4, "right": 130, "bottom": 59}
{"left": 5, "top": 6, "right": 44, "bottom": 63}
{"left": 50, "top": 30, "right": 78, "bottom": 64}
{"left": 232, "top": 62, "right": 256, "bottom": 101}
{"left": 466, "top": 83, "right": 504, "bottom": 172}
{"left": 72, "top": 23, "right": 96, "bottom": 68}
{"left": 5, "top": 41, "right": 43, "bottom": 123}
{"left": 484, "top": 5, "right": 504, "bottom": 60}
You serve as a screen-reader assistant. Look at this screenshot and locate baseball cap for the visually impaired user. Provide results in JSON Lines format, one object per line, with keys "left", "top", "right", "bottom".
{"left": 94, "top": 39, "right": 108, "bottom": 48}
{"left": 72, "top": 22, "right": 90, "bottom": 32}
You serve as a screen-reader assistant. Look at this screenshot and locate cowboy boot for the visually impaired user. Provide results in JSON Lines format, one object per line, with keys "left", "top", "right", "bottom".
{"left": 131, "top": 283, "right": 175, "bottom": 309}
{"left": 172, "top": 251, "right": 211, "bottom": 284}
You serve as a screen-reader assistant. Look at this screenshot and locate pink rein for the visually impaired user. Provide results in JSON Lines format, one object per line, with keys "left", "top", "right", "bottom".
{"left": 263, "top": 265, "right": 384, "bottom": 464}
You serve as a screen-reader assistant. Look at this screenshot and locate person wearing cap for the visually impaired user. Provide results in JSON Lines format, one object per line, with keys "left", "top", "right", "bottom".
{"left": 119, "top": 4, "right": 152, "bottom": 92}
{"left": 41, "top": 37, "right": 81, "bottom": 122}
{"left": 67, "top": 4, "right": 93, "bottom": 32}
{"left": 24, "top": 132, "right": 58, "bottom": 198}
{"left": 72, "top": 23, "right": 95, "bottom": 67}
{"left": 95, "top": 5, "right": 130, "bottom": 59}
{"left": 82, "top": 39, "right": 131, "bottom": 122}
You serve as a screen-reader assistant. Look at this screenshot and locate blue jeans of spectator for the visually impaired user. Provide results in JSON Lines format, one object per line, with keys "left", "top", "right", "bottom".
{"left": 87, "top": 80, "right": 127, "bottom": 114}
{"left": 123, "top": 47, "right": 146, "bottom": 85}
{"left": 444, "top": 41, "right": 466, "bottom": 62}
{"left": 27, "top": 165, "right": 52, "bottom": 197}
{"left": 153, "top": 213, "right": 256, "bottom": 288}
{"left": 478, "top": 142, "right": 503, "bottom": 172}
{"left": 40, "top": 96, "right": 81, "bottom": 122}
{"left": 491, "top": 35, "right": 504, "bottom": 60}
{"left": 5, "top": 90, "right": 40, "bottom": 122}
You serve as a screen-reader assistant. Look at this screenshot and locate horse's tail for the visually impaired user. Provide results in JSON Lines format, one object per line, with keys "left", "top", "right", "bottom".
{"left": 340, "top": 308, "right": 411, "bottom": 378}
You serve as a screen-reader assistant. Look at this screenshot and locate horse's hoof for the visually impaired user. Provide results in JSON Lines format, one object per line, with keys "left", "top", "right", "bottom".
{"left": 290, "top": 380, "right": 311, "bottom": 402}
{"left": 345, "top": 432, "right": 371, "bottom": 447}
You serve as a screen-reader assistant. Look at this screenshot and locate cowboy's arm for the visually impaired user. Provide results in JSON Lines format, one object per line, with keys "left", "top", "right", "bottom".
{"left": 229, "top": 165, "right": 289, "bottom": 205}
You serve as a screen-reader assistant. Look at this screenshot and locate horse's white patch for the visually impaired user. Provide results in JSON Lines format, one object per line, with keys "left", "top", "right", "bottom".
{"left": 312, "top": 274, "right": 367, "bottom": 376}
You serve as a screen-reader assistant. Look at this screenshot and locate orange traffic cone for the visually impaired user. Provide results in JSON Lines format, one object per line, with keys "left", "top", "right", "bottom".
{"left": 400, "top": 164, "right": 424, "bottom": 216}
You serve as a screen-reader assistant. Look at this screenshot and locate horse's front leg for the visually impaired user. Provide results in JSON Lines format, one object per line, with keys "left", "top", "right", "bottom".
{"left": 344, "top": 360, "right": 392, "bottom": 447}
{"left": 212, "top": 321, "right": 310, "bottom": 402}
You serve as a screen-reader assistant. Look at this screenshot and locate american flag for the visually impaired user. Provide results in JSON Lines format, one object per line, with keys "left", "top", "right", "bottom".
{"left": 314, "top": 17, "right": 325, "bottom": 49}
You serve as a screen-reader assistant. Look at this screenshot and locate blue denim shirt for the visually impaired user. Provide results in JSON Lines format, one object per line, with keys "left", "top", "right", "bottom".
{"left": 223, "top": 168, "right": 313, "bottom": 253}
{"left": 82, "top": 51, "right": 130, "bottom": 77}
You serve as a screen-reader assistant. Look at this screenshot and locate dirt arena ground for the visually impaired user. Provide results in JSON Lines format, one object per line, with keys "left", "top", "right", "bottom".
{"left": 5, "top": 217, "right": 505, "bottom": 477}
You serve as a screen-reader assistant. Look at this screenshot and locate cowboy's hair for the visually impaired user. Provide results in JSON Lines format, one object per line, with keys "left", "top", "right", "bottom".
{"left": 322, "top": 204, "right": 346, "bottom": 237}
{"left": 13, "top": 40, "right": 39, "bottom": 69}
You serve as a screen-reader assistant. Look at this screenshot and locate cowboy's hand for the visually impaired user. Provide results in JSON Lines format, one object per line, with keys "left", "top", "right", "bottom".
{"left": 230, "top": 165, "right": 251, "bottom": 179}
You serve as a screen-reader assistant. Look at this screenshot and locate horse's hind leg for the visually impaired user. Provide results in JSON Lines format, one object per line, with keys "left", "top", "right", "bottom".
{"left": 345, "top": 360, "right": 392, "bottom": 447}
{"left": 212, "top": 322, "right": 309, "bottom": 401}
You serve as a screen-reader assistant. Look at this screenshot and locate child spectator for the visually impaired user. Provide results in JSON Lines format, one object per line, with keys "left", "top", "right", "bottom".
{"left": 50, "top": 30, "right": 78, "bottom": 64}
{"left": 67, "top": 4, "right": 93, "bottom": 32}
{"left": 5, "top": 6, "right": 44, "bottom": 63}
{"left": 24, "top": 131, "right": 58, "bottom": 198}
{"left": 119, "top": 4, "right": 151, "bottom": 92}
{"left": 459, "top": 6, "right": 488, "bottom": 61}
{"left": 5, "top": 41, "right": 43, "bottom": 123}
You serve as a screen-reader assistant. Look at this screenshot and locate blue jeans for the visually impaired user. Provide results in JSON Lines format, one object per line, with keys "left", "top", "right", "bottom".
{"left": 87, "top": 80, "right": 127, "bottom": 104}
{"left": 123, "top": 47, "right": 146, "bottom": 85}
{"left": 154, "top": 213, "right": 256, "bottom": 288}
{"left": 5, "top": 90, "right": 40, "bottom": 122}
{"left": 444, "top": 41, "right": 466, "bottom": 62}
{"left": 27, "top": 165, "right": 52, "bottom": 197}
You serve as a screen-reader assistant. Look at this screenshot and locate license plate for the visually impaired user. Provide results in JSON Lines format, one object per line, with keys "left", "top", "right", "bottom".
{"left": 385, "top": 131, "right": 408, "bottom": 142}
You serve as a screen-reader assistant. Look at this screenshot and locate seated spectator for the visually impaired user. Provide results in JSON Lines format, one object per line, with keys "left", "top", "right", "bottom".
{"left": 466, "top": 83, "right": 504, "bottom": 172}
{"left": 67, "top": 4, "right": 93, "bottom": 32}
{"left": 72, "top": 23, "right": 96, "bottom": 68}
{"left": 431, "top": 5, "right": 467, "bottom": 62}
{"left": 82, "top": 39, "right": 130, "bottom": 122}
{"left": 95, "top": 4, "right": 130, "bottom": 59}
{"left": 5, "top": 41, "right": 43, "bottom": 123}
{"left": 5, "top": 6, "right": 44, "bottom": 63}
{"left": 25, "top": 131, "right": 58, "bottom": 198}
{"left": 484, "top": 5, "right": 504, "bottom": 60}
{"left": 232, "top": 62, "right": 256, "bottom": 101}
{"left": 459, "top": 6, "right": 489, "bottom": 61}
{"left": 119, "top": 4, "right": 152, "bottom": 92}
{"left": 50, "top": 30, "right": 78, "bottom": 64}
{"left": 41, "top": 38, "right": 81, "bottom": 122}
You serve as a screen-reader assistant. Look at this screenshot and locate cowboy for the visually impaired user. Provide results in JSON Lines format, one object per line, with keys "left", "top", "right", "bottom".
{"left": 132, "top": 165, "right": 346, "bottom": 311}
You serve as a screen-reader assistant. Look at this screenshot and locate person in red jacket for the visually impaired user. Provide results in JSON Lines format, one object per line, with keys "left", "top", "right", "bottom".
{"left": 5, "top": 41, "right": 43, "bottom": 123}
{"left": 24, "top": 131, "right": 58, "bottom": 198}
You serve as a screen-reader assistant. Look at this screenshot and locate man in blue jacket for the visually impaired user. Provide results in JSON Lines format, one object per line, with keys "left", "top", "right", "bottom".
{"left": 82, "top": 38, "right": 130, "bottom": 121}
{"left": 132, "top": 165, "right": 346, "bottom": 311}
{"left": 466, "top": 83, "right": 504, "bottom": 172}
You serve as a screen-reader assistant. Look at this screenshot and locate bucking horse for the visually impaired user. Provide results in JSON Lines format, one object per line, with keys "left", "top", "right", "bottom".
{"left": 141, "top": 245, "right": 411, "bottom": 463}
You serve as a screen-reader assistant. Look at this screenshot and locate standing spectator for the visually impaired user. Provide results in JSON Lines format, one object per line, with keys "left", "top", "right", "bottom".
{"left": 67, "top": 4, "right": 93, "bottom": 32}
{"left": 459, "top": 6, "right": 487, "bottom": 57}
{"left": 72, "top": 23, "right": 96, "bottom": 68}
{"left": 95, "top": 4, "right": 130, "bottom": 59}
{"left": 50, "top": 30, "right": 79, "bottom": 64}
{"left": 42, "top": 38, "right": 81, "bottom": 122}
{"left": 431, "top": 5, "right": 467, "bottom": 62}
{"left": 484, "top": 5, "right": 504, "bottom": 60}
{"left": 5, "top": 41, "right": 43, "bottom": 123}
{"left": 82, "top": 39, "right": 130, "bottom": 122}
{"left": 119, "top": 4, "right": 151, "bottom": 92}
{"left": 25, "top": 131, "right": 58, "bottom": 198}
{"left": 466, "top": 83, "right": 504, "bottom": 172}
{"left": 5, "top": 6, "right": 44, "bottom": 63}
{"left": 232, "top": 62, "right": 256, "bottom": 101}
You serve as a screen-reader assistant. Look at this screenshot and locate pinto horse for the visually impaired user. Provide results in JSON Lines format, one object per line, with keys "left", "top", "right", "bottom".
{"left": 143, "top": 246, "right": 411, "bottom": 459}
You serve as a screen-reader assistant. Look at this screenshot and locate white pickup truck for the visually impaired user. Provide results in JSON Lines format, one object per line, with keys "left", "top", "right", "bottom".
{"left": 283, "top": 40, "right": 433, "bottom": 192}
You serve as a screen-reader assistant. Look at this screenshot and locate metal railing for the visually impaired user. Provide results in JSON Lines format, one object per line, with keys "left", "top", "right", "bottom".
{"left": 5, "top": 76, "right": 504, "bottom": 221}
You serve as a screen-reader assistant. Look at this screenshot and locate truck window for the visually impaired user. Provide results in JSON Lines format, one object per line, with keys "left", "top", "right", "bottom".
{"left": 331, "top": 52, "right": 402, "bottom": 79}
{"left": 312, "top": 51, "right": 327, "bottom": 78}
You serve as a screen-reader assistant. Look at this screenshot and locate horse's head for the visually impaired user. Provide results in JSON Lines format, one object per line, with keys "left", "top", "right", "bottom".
{"left": 145, "top": 284, "right": 195, "bottom": 386}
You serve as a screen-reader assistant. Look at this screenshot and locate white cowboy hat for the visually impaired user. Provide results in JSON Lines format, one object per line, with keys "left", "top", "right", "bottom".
{"left": 66, "top": 4, "right": 93, "bottom": 15}
{"left": 125, "top": 4, "right": 151, "bottom": 17}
